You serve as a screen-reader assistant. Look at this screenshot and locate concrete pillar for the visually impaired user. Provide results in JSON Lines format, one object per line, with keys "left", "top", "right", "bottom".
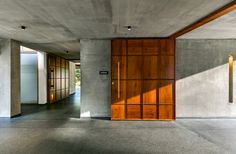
{"left": 37, "top": 51, "right": 47, "bottom": 104}
{"left": 80, "top": 39, "right": 111, "bottom": 118}
{"left": 0, "top": 39, "right": 21, "bottom": 117}
{"left": 69, "top": 61, "right": 76, "bottom": 95}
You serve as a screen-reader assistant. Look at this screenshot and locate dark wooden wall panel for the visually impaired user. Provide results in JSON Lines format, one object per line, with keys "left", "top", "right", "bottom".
{"left": 111, "top": 38, "right": 175, "bottom": 120}
{"left": 143, "top": 80, "right": 157, "bottom": 104}
{"left": 111, "top": 80, "right": 126, "bottom": 105}
{"left": 112, "top": 56, "right": 126, "bottom": 79}
{"left": 126, "top": 80, "right": 141, "bottom": 104}
{"left": 127, "top": 40, "right": 142, "bottom": 55}
{"left": 127, "top": 105, "right": 141, "bottom": 119}
{"left": 127, "top": 56, "right": 142, "bottom": 79}
{"left": 47, "top": 54, "right": 70, "bottom": 103}
{"left": 143, "top": 56, "right": 160, "bottom": 79}
{"left": 143, "top": 39, "right": 159, "bottom": 55}
{"left": 112, "top": 105, "right": 125, "bottom": 120}
{"left": 143, "top": 105, "right": 157, "bottom": 119}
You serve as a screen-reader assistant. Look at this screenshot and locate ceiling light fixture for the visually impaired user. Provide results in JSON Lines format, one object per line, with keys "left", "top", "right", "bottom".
{"left": 20, "top": 25, "right": 27, "bottom": 30}
{"left": 127, "top": 26, "right": 132, "bottom": 31}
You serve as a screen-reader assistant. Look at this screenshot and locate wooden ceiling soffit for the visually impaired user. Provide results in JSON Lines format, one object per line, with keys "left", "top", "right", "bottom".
{"left": 170, "top": 1, "right": 236, "bottom": 38}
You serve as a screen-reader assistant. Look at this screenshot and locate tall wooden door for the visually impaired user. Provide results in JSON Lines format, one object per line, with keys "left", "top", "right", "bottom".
{"left": 47, "top": 55, "right": 70, "bottom": 103}
{"left": 111, "top": 39, "right": 175, "bottom": 120}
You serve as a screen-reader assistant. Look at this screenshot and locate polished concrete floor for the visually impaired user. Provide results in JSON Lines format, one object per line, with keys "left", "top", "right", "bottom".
{"left": 0, "top": 93, "right": 236, "bottom": 154}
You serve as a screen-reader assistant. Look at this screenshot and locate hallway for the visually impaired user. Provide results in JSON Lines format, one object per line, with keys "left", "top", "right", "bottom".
{"left": 21, "top": 91, "right": 80, "bottom": 120}
{"left": 0, "top": 93, "right": 236, "bottom": 153}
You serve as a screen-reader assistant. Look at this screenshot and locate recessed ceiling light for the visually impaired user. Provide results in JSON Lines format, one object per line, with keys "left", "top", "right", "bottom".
{"left": 127, "top": 26, "right": 132, "bottom": 31}
{"left": 20, "top": 25, "right": 27, "bottom": 30}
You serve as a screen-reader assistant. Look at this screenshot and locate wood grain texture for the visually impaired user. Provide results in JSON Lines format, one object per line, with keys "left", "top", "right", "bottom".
{"left": 61, "top": 58, "right": 65, "bottom": 68}
{"left": 127, "top": 56, "right": 142, "bottom": 79}
{"left": 143, "top": 56, "right": 160, "bottom": 79}
{"left": 112, "top": 56, "right": 126, "bottom": 79}
{"left": 143, "top": 80, "right": 157, "bottom": 104}
{"left": 111, "top": 80, "right": 126, "bottom": 105}
{"left": 56, "top": 57, "right": 61, "bottom": 67}
{"left": 111, "top": 38, "right": 175, "bottom": 120}
{"left": 127, "top": 80, "right": 141, "bottom": 104}
{"left": 143, "top": 39, "right": 159, "bottom": 55}
{"left": 160, "top": 56, "right": 174, "bottom": 79}
{"left": 159, "top": 105, "right": 174, "bottom": 120}
{"left": 48, "top": 56, "right": 55, "bottom": 66}
{"left": 127, "top": 105, "right": 141, "bottom": 119}
{"left": 112, "top": 105, "right": 125, "bottom": 120}
{"left": 112, "top": 39, "right": 127, "bottom": 55}
{"left": 47, "top": 55, "right": 70, "bottom": 103}
{"left": 143, "top": 105, "right": 157, "bottom": 119}
{"left": 127, "top": 39, "right": 142, "bottom": 55}
{"left": 159, "top": 80, "right": 174, "bottom": 104}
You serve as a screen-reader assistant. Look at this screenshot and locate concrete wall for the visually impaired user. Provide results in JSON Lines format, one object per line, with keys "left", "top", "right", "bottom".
{"left": 20, "top": 53, "right": 38, "bottom": 104}
{"left": 176, "top": 39, "right": 236, "bottom": 117}
{"left": 80, "top": 39, "right": 111, "bottom": 118}
{"left": 0, "top": 39, "right": 21, "bottom": 117}
{"left": 69, "top": 61, "right": 76, "bottom": 95}
{"left": 38, "top": 52, "right": 47, "bottom": 104}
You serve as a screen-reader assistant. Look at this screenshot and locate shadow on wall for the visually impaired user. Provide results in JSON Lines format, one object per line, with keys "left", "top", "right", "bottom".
{"left": 176, "top": 39, "right": 236, "bottom": 117}
{"left": 176, "top": 39, "right": 236, "bottom": 80}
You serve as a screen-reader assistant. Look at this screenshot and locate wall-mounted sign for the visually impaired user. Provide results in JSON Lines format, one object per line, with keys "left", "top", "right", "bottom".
{"left": 99, "top": 71, "right": 109, "bottom": 75}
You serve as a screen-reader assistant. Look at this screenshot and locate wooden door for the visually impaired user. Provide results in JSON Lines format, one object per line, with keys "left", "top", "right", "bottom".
{"left": 48, "top": 55, "right": 56, "bottom": 103}
{"left": 47, "top": 55, "right": 71, "bottom": 103}
{"left": 111, "top": 39, "right": 175, "bottom": 120}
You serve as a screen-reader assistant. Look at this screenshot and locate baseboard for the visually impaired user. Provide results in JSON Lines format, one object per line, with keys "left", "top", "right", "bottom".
{"left": 80, "top": 117, "right": 111, "bottom": 120}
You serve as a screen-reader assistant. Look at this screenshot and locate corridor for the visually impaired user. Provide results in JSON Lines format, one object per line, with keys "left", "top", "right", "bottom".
{"left": 21, "top": 91, "right": 80, "bottom": 120}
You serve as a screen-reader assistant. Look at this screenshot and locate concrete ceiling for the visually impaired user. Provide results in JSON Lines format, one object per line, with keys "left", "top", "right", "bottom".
{"left": 179, "top": 9, "right": 236, "bottom": 39}
{"left": 0, "top": 0, "right": 234, "bottom": 59}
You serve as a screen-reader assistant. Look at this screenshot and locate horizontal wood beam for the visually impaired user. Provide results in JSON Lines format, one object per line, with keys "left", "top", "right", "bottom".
{"left": 171, "top": 1, "right": 236, "bottom": 38}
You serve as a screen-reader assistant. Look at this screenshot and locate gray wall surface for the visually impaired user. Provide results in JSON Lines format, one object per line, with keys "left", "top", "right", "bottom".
{"left": 80, "top": 39, "right": 111, "bottom": 118}
{"left": 0, "top": 39, "right": 21, "bottom": 117}
{"left": 20, "top": 53, "right": 38, "bottom": 104}
{"left": 37, "top": 51, "right": 47, "bottom": 104}
{"left": 69, "top": 61, "right": 76, "bottom": 95}
{"left": 176, "top": 39, "right": 236, "bottom": 117}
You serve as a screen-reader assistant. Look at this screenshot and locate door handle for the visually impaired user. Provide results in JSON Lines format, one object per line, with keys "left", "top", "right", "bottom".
{"left": 118, "top": 61, "right": 120, "bottom": 99}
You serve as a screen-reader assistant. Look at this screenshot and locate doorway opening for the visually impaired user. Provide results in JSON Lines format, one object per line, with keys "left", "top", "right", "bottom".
{"left": 20, "top": 46, "right": 43, "bottom": 115}
{"left": 20, "top": 46, "right": 38, "bottom": 105}
{"left": 75, "top": 63, "right": 81, "bottom": 99}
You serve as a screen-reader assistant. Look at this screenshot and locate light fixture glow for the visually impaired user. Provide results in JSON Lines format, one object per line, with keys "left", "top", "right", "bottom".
{"left": 229, "top": 54, "right": 233, "bottom": 103}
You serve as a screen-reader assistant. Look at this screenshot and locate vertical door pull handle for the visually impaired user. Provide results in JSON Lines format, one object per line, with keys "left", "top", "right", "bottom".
{"left": 118, "top": 62, "right": 120, "bottom": 99}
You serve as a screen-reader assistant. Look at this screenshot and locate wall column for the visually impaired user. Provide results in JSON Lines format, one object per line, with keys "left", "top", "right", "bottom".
{"left": 0, "top": 39, "right": 21, "bottom": 117}
{"left": 69, "top": 61, "right": 76, "bottom": 95}
{"left": 38, "top": 51, "right": 47, "bottom": 104}
{"left": 80, "top": 39, "right": 111, "bottom": 118}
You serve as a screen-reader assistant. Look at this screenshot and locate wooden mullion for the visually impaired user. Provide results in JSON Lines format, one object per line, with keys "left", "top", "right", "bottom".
{"left": 141, "top": 39, "right": 144, "bottom": 120}
{"left": 125, "top": 39, "right": 128, "bottom": 119}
